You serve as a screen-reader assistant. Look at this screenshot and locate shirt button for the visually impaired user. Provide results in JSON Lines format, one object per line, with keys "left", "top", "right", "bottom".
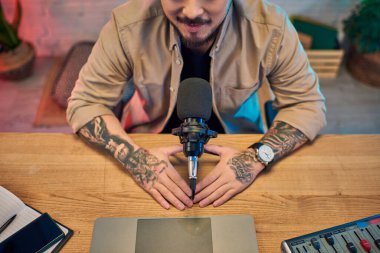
{"left": 170, "top": 87, "right": 174, "bottom": 92}
{"left": 175, "top": 59, "right": 181, "bottom": 65}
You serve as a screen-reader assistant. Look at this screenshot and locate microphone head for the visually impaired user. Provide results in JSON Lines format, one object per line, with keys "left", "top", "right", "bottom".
{"left": 176, "top": 78, "right": 212, "bottom": 121}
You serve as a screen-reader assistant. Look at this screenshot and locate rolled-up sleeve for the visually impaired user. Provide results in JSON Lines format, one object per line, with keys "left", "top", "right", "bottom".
{"left": 267, "top": 15, "right": 326, "bottom": 140}
{"left": 66, "top": 13, "right": 132, "bottom": 133}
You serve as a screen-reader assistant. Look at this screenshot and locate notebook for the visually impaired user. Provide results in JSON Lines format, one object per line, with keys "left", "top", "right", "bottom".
{"left": 0, "top": 186, "right": 73, "bottom": 252}
{"left": 90, "top": 215, "right": 260, "bottom": 253}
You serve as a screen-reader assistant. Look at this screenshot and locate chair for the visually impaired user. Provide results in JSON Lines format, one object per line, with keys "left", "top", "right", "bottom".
{"left": 264, "top": 100, "right": 278, "bottom": 128}
{"left": 257, "top": 79, "right": 277, "bottom": 130}
{"left": 51, "top": 41, "right": 129, "bottom": 119}
{"left": 51, "top": 41, "right": 95, "bottom": 108}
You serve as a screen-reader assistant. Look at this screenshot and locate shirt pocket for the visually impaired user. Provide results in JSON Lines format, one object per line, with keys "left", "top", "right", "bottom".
{"left": 216, "top": 83, "right": 259, "bottom": 114}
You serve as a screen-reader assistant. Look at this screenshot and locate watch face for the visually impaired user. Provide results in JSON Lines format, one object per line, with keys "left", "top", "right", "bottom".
{"left": 258, "top": 145, "right": 274, "bottom": 163}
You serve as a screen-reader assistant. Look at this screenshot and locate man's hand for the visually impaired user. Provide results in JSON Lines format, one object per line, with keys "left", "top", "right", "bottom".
{"left": 127, "top": 145, "right": 193, "bottom": 211}
{"left": 78, "top": 116, "right": 193, "bottom": 211}
{"left": 194, "top": 144, "right": 265, "bottom": 207}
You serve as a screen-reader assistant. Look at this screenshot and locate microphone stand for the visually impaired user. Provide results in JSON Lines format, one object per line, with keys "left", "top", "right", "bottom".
{"left": 172, "top": 118, "right": 217, "bottom": 200}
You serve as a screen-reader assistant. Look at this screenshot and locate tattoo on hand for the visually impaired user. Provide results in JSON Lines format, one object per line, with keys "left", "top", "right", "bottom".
{"left": 261, "top": 121, "right": 308, "bottom": 161}
{"left": 228, "top": 150, "right": 258, "bottom": 184}
{"left": 78, "top": 117, "right": 167, "bottom": 189}
{"left": 125, "top": 148, "right": 167, "bottom": 188}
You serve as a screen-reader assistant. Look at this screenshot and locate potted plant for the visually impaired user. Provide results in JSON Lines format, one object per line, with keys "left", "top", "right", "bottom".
{"left": 0, "top": 0, "right": 35, "bottom": 80}
{"left": 344, "top": 0, "right": 380, "bottom": 87}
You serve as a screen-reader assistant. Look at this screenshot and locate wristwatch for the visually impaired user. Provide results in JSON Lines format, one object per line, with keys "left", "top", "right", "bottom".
{"left": 249, "top": 142, "right": 275, "bottom": 166}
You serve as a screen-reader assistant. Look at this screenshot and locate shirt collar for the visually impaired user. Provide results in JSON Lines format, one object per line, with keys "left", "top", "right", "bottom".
{"left": 211, "top": 1, "right": 233, "bottom": 54}
{"left": 169, "top": 22, "right": 179, "bottom": 51}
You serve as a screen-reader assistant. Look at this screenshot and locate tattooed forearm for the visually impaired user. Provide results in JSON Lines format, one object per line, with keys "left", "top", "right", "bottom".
{"left": 227, "top": 150, "right": 258, "bottom": 184}
{"left": 78, "top": 117, "right": 167, "bottom": 188}
{"left": 260, "top": 121, "right": 308, "bottom": 162}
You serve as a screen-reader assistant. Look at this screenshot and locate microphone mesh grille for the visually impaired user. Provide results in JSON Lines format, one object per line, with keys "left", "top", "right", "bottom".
{"left": 176, "top": 78, "right": 212, "bottom": 120}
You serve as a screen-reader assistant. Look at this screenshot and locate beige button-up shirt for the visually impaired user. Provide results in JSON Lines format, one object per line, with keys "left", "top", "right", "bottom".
{"left": 67, "top": 0, "right": 326, "bottom": 140}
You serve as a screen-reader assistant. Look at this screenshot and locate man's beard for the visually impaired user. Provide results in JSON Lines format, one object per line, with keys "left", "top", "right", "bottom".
{"left": 173, "top": 16, "right": 221, "bottom": 50}
{"left": 180, "top": 26, "right": 220, "bottom": 50}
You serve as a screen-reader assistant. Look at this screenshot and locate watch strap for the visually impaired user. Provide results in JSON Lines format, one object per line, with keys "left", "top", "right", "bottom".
{"left": 249, "top": 142, "right": 263, "bottom": 150}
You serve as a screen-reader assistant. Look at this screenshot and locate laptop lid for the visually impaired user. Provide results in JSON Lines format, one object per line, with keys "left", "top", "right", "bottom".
{"left": 90, "top": 215, "right": 259, "bottom": 253}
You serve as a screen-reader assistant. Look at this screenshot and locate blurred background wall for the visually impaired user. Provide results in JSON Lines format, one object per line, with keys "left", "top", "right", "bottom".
{"left": 1, "top": 0, "right": 359, "bottom": 56}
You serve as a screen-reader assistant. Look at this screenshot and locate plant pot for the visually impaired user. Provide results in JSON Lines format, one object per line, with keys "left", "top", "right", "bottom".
{"left": 0, "top": 41, "right": 35, "bottom": 81}
{"left": 346, "top": 46, "right": 380, "bottom": 87}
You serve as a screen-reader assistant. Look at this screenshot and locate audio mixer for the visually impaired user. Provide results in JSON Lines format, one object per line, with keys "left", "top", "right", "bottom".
{"left": 281, "top": 214, "right": 380, "bottom": 253}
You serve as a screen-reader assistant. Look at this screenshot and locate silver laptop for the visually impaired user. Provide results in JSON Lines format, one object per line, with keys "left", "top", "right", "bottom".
{"left": 90, "top": 215, "right": 259, "bottom": 253}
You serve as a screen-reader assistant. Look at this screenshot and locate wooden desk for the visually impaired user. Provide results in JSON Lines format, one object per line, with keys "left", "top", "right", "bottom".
{"left": 0, "top": 133, "right": 379, "bottom": 252}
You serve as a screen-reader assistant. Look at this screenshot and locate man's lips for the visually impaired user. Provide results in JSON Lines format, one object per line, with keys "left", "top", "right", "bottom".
{"left": 183, "top": 23, "right": 204, "bottom": 33}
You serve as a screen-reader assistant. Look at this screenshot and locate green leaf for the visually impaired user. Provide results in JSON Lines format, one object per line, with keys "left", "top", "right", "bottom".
{"left": 343, "top": 0, "right": 380, "bottom": 53}
{"left": 0, "top": 0, "right": 21, "bottom": 48}
{"left": 11, "top": 0, "right": 22, "bottom": 34}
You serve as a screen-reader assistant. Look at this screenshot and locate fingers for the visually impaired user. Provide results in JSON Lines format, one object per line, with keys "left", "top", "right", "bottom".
{"left": 166, "top": 168, "right": 192, "bottom": 197}
{"left": 146, "top": 145, "right": 245, "bottom": 210}
{"left": 150, "top": 188, "right": 170, "bottom": 209}
{"left": 204, "top": 144, "right": 224, "bottom": 156}
{"left": 146, "top": 146, "right": 192, "bottom": 210}
{"left": 150, "top": 162, "right": 193, "bottom": 210}
{"left": 196, "top": 181, "right": 240, "bottom": 208}
{"left": 155, "top": 183, "right": 186, "bottom": 210}
{"left": 195, "top": 179, "right": 240, "bottom": 208}
{"left": 162, "top": 144, "right": 228, "bottom": 157}
{"left": 160, "top": 173, "right": 193, "bottom": 208}
{"left": 213, "top": 190, "right": 236, "bottom": 207}
{"left": 160, "top": 145, "right": 183, "bottom": 156}
{"left": 149, "top": 179, "right": 192, "bottom": 211}
{"left": 198, "top": 184, "right": 231, "bottom": 208}
{"left": 195, "top": 168, "right": 222, "bottom": 194}
{"left": 195, "top": 179, "right": 229, "bottom": 205}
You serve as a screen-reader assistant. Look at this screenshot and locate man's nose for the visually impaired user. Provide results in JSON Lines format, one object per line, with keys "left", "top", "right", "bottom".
{"left": 182, "top": 0, "right": 204, "bottom": 19}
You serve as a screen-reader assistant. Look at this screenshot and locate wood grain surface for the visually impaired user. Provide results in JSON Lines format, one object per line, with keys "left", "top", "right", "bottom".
{"left": 0, "top": 133, "right": 379, "bottom": 252}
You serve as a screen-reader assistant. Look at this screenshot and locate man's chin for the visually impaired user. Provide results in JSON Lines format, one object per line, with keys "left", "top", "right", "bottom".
{"left": 181, "top": 38, "right": 209, "bottom": 50}
{"left": 175, "top": 23, "right": 221, "bottom": 50}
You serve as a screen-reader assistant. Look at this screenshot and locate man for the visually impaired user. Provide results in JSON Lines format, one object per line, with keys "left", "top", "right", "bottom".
{"left": 67, "top": 0, "right": 326, "bottom": 210}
